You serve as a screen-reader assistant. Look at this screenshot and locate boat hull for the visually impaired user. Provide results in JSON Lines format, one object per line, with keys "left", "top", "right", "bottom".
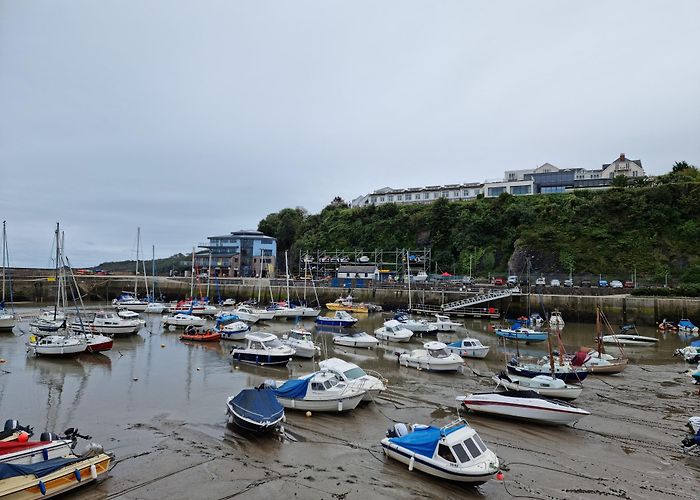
{"left": 0, "top": 316, "right": 15, "bottom": 330}
{"left": 231, "top": 352, "right": 291, "bottom": 366}
{"left": 448, "top": 346, "right": 490, "bottom": 359}
{"left": 585, "top": 358, "right": 628, "bottom": 374}
{"left": 0, "top": 440, "right": 73, "bottom": 465}
{"left": 399, "top": 358, "right": 463, "bottom": 371}
{"left": 602, "top": 335, "right": 658, "bottom": 346}
{"left": 381, "top": 442, "right": 497, "bottom": 484}
{"left": 315, "top": 319, "right": 357, "bottom": 328}
{"left": 85, "top": 335, "right": 113, "bottom": 353}
{"left": 333, "top": 337, "right": 380, "bottom": 349}
{"left": 493, "top": 375, "right": 582, "bottom": 400}
{"left": 495, "top": 330, "right": 548, "bottom": 342}
{"left": 462, "top": 398, "right": 589, "bottom": 425}
{"left": 276, "top": 392, "right": 364, "bottom": 412}
{"left": 180, "top": 333, "right": 221, "bottom": 342}
{"left": 507, "top": 365, "right": 588, "bottom": 383}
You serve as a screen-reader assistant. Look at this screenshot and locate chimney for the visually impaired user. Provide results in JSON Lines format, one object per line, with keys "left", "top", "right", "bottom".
{"left": 620, "top": 153, "right": 626, "bottom": 160}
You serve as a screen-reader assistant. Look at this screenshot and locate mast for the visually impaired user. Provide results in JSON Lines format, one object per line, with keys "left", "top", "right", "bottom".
{"left": 152, "top": 245, "right": 156, "bottom": 302}
{"left": 285, "top": 250, "right": 290, "bottom": 305}
{"left": 190, "top": 247, "right": 195, "bottom": 298}
{"left": 257, "top": 255, "right": 263, "bottom": 304}
{"left": 134, "top": 227, "right": 140, "bottom": 297}
{"left": 206, "top": 252, "right": 212, "bottom": 299}
{"left": 1, "top": 221, "right": 6, "bottom": 305}
{"left": 596, "top": 305, "right": 604, "bottom": 356}
{"left": 53, "top": 223, "right": 60, "bottom": 320}
{"left": 546, "top": 328, "right": 555, "bottom": 377}
{"left": 407, "top": 249, "right": 412, "bottom": 311}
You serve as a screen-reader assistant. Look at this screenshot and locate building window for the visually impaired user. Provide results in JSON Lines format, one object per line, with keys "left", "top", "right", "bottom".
{"left": 463, "top": 189, "right": 469, "bottom": 197}
{"left": 371, "top": 197, "right": 377, "bottom": 203}
{"left": 487, "top": 187, "right": 506, "bottom": 197}
{"left": 632, "top": 171, "right": 638, "bottom": 177}
{"left": 397, "top": 194, "right": 402, "bottom": 201}
{"left": 433, "top": 192, "right": 438, "bottom": 199}
{"left": 508, "top": 173, "right": 516, "bottom": 181}
{"left": 511, "top": 185, "right": 531, "bottom": 195}
{"left": 406, "top": 193, "right": 412, "bottom": 200}
{"left": 541, "top": 186, "right": 565, "bottom": 193}
{"left": 442, "top": 191, "right": 448, "bottom": 198}
{"left": 379, "top": 196, "right": 385, "bottom": 202}
{"left": 388, "top": 195, "right": 393, "bottom": 202}
{"left": 424, "top": 193, "right": 430, "bottom": 199}
{"left": 453, "top": 191, "right": 459, "bottom": 197}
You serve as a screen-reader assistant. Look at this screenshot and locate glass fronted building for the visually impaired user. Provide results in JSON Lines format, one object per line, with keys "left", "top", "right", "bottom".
{"left": 198, "top": 230, "right": 277, "bottom": 278}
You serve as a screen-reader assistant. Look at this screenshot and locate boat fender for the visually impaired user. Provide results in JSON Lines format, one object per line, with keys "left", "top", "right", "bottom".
{"left": 74, "top": 469, "right": 82, "bottom": 482}
{"left": 408, "top": 455, "right": 415, "bottom": 471}
{"left": 38, "top": 480, "right": 47, "bottom": 495}
{"left": 90, "top": 464, "right": 97, "bottom": 479}
{"left": 42, "top": 448, "right": 49, "bottom": 460}
{"left": 337, "top": 400, "right": 343, "bottom": 411}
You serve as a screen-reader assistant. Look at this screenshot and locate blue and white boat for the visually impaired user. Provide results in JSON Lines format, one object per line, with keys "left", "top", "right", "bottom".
{"left": 226, "top": 387, "right": 285, "bottom": 433}
{"left": 230, "top": 332, "right": 295, "bottom": 366}
{"left": 679, "top": 319, "right": 699, "bottom": 333}
{"left": 271, "top": 371, "right": 366, "bottom": 412}
{"left": 381, "top": 419, "right": 499, "bottom": 483}
{"left": 446, "top": 339, "right": 490, "bottom": 359}
{"left": 315, "top": 310, "right": 358, "bottom": 328}
{"left": 495, "top": 322, "right": 548, "bottom": 343}
{"left": 507, "top": 358, "right": 588, "bottom": 383}
{"left": 217, "top": 320, "right": 250, "bottom": 340}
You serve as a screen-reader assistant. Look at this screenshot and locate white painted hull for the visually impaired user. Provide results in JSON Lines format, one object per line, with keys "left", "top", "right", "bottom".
{"left": 276, "top": 392, "right": 365, "bottom": 412}
{"left": 448, "top": 346, "right": 490, "bottom": 359}
{"left": 28, "top": 340, "right": 87, "bottom": 356}
{"left": 114, "top": 302, "right": 149, "bottom": 312}
{"left": 75, "top": 322, "right": 143, "bottom": 335}
{"left": 144, "top": 303, "right": 166, "bottom": 314}
{"left": 233, "top": 311, "right": 260, "bottom": 323}
{"left": 463, "top": 394, "right": 589, "bottom": 425}
{"left": 399, "top": 357, "right": 463, "bottom": 371}
{"left": 0, "top": 315, "right": 15, "bottom": 330}
{"left": 333, "top": 336, "right": 380, "bottom": 348}
{"left": 162, "top": 315, "right": 206, "bottom": 327}
{"left": 0, "top": 440, "right": 73, "bottom": 465}
{"left": 493, "top": 375, "right": 582, "bottom": 400}
{"left": 602, "top": 334, "right": 658, "bottom": 346}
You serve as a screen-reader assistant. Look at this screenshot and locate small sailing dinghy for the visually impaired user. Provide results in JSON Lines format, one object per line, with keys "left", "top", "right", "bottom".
{"left": 180, "top": 328, "right": 221, "bottom": 342}
{"left": 399, "top": 342, "right": 464, "bottom": 372}
{"left": 226, "top": 387, "right": 285, "bottom": 434}
{"left": 446, "top": 338, "right": 490, "bottom": 359}
{"left": 374, "top": 320, "right": 413, "bottom": 342}
{"left": 381, "top": 419, "right": 500, "bottom": 484}
{"left": 270, "top": 372, "right": 366, "bottom": 412}
{"left": 332, "top": 331, "right": 380, "bottom": 348}
{"left": 230, "top": 332, "right": 295, "bottom": 366}
{"left": 459, "top": 390, "right": 590, "bottom": 425}
{"left": 492, "top": 372, "right": 582, "bottom": 400}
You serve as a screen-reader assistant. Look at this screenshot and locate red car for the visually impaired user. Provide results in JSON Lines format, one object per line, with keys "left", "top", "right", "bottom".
{"left": 493, "top": 277, "right": 506, "bottom": 286}
{"left": 623, "top": 280, "right": 634, "bottom": 288}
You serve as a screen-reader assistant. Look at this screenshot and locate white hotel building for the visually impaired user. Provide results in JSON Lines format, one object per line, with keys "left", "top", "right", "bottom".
{"left": 350, "top": 154, "right": 645, "bottom": 208}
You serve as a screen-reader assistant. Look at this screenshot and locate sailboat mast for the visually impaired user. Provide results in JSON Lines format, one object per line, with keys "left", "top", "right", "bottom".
{"left": 152, "top": 245, "right": 156, "bottom": 301}
{"left": 206, "top": 252, "right": 212, "bottom": 298}
{"left": 134, "top": 227, "right": 141, "bottom": 297}
{"left": 407, "top": 249, "right": 412, "bottom": 311}
{"left": 596, "top": 306, "right": 603, "bottom": 355}
{"left": 190, "top": 247, "right": 195, "bottom": 298}
{"left": 53, "top": 223, "right": 60, "bottom": 319}
{"left": 546, "top": 329, "right": 555, "bottom": 376}
{"left": 285, "top": 250, "right": 290, "bottom": 304}
{"left": 1, "top": 221, "right": 6, "bottom": 304}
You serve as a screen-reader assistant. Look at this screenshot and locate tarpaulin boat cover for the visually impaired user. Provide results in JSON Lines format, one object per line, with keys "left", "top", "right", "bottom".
{"left": 509, "top": 322, "right": 522, "bottom": 330}
{"left": 274, "top": 378, "right": 310, "bottom": 399}
{"left": 0, "top": 441, "right": 50, "bottom": 456}
{"left": 680, "top": 320, "right": 697, "bottom": 329}
{"left": 691, "top": 340, "right": 700, "bottom": 347}
{"left": 388, "top": 424, "right": 465, "bottom": 458}
{"left": 0, "top": 456, "right": 82, "bottom": 479}
{"left": 447, "top": 340, "right": 461, "bottom": 347}
{"left": 231, "top": 388, "right": 284, "bottom": 423}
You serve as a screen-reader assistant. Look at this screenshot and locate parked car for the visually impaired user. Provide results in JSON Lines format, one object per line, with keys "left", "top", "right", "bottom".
{"left": 550, "top": 279, "right": 561, "bottom": 287}
{"left": 507, "top": 275, "right": 518, "bottom": 286}
{"left": 563, "top": 279, "right": 573, "bottom": 287}
{"left": 462, "top": 276, "right": 473, "bottom": 285}
{"left": 493, "top": 277, "right": 506, "bottom": 286}
{"left": 623, "top": 280, "right": 635, "bottom": 289}
{"left": 598, "top": 279, "right": 609, "bottom": 287}
{"left": 580, "top": 279, "right": 591, "bottom": 287}
{"left": 610, "top": 280, "right": 623, "bottom": 289}
{"left": 535, "top": 277, "right": 546, "bottom": 286}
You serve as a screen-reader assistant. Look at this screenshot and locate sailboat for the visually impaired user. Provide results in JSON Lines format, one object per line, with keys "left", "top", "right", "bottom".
{"left": 30, "top": 226, "right": 69, "bottom": 336}
{"left": 144, "top": 245, "right": 167, "bottom": 313}
{"left": 0, "top": 222, "right": 17, "bottom": 331}
{"left": 573, "top": 307, "right": 628, "bottom": 374}
{"left": 112, "top": 228, "right": 150, "bottom": 311}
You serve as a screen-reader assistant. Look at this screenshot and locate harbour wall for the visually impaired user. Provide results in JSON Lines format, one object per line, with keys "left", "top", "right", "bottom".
{"left": 7, "top": 275, "right": 699, "bottom": 326}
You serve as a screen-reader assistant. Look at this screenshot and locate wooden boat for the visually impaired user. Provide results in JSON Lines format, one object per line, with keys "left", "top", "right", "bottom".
{"left": 226, "top": 387, "right": 284, "bottom": 433}
{"left": 580, "top": 308, "right": 628, "bottom": 374}
{"left": 180, "top": 329, "right": 221, "bottom": 342}
{"left": 0, "top": 451, "right": 112, "bottom": 499}
{"left": 381, "top": 419, "right": 499, "bottom": 484}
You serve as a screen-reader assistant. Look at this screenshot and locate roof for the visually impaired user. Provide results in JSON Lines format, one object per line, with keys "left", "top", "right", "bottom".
{"left": 338, "top": 265, "right": 377, "bottom": 273}
{"left": 383, "top": 319, "right": 401, "bottom": 328}
{"left": 320, "top": 357, "right": 357, "bottom": 372}
{"left": 245, "top": 332, "right": 277, "bottom": 342}
{"left": 424, "top": 341, "right": 448, "bottom": 350}
{"left": 388, "top": 424, "right": 465, "bottom": 458}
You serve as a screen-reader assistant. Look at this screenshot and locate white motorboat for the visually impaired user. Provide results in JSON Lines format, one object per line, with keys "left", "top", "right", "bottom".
{"left": 413, "top": 270, "right": 428, "bottom": 282}
{"left": 0, "top": 437, "right": 73, "bottom": 465}
{"left": 459, "top": 390, "right": 590, "bottom": 425}
{"left": 394, "top": 313, "right": 437, "bottom": 333}
{"left": 280, "top": 329, "right": 320, "bottom": 358}
{"left": 292, "top": 305, "right": 321, "bottom": 318}
{"left": 333, "top": 331, "right": 380, "bottom": 349}
{"left": 170, "top": 300, "right": 219, "bottom": 316}
{"left": 143, "top": 302, "right": 166, "bottom": 314}
{"left": 71, "top": 311, "right": 144, "bottom": 336}
{"left": 222, "top": 298, "right": 237, "bottom": 307}
{"left": 549, "top": 309, "right": 565, "bottom": 327}
{"left": 316, "top": 358, "right": 386, "bottom": 401}
{"left": 602, "top": 334, "right": 659, "bottom": 346}
{"left": 112, "top": 292, "right": 149, "bottom": 312}
{"left": 231, "top": 305, "right": 261, "bottom": 323}
{"left": 266, "top": 303, "right": 301, "bottom": 320}
{"left": 429, "top": 314, "right": 462, "bottom": 332}
{"left": 271, "top": 371, "right": 366, "bottom": 412}
{"left": 231, "top": 332, "right": 295, "bottom": 366}
{"left": 218, "top": 321, "right": 250, "bottom": 340}
{"left": 381, "top": 419, "right": 499, "bottom": 484}
{"left": 161, "top": 313, "right": 206, "bottom": 328}
{"left": 492, "top": 372, "right": 582, "bottom": 400}
{"left": 375, "top": 320, "right": 413, "bottom": 343}
{"left": 446, "top": 338, "right": 490, "bottom": 359}
{"left": 117, "top": 308, "right": 140, "bottom": 320}
{"left": 26, "top": 335, "right": 88, "bottom": 356}
{"left": 399, "top": 342, "right": 464, "bottom": 372}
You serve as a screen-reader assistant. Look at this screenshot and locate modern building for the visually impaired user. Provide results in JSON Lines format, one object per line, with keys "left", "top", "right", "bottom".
{"left": 336, "top": 265, "right": 379, "bottom": 280}
{"left": 197, "top": 230, "right": 277, "bottom": 278}
{"left": 353, "top": 153, "right": 646, "bottom": 204}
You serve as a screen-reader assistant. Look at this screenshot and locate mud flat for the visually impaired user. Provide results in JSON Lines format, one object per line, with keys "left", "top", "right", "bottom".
{"left": 1, "top": 307, "right": 698, "bottom": 499}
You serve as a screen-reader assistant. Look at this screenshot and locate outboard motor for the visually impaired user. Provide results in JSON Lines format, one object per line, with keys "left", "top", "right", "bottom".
{"left": 1, "top": 419, "right": 33, "bottom": 438}
{"left": 386, "top": 423, "right": 409, "bottom": 438}
{"left": 4, "top": 419, "right": 20, "bottom": 432}
{"left": 39, "top": 432, "right": 62, "bottom": 442}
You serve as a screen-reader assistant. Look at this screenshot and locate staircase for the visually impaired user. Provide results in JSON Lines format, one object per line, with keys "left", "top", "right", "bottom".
{"left": 442, "top": 289, "right": 513, "bottom": 312}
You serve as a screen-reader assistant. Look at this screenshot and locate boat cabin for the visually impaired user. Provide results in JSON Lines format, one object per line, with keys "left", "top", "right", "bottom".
{"left": 424, "top": 341, "right": 452, "bottom": 358}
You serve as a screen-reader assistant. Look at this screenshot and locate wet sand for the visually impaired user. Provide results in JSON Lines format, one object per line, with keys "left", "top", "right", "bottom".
{"left": 1, "top": 306, "right": 699, "bottom": 499}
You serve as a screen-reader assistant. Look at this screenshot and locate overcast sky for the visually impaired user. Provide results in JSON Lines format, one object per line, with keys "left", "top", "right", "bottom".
{"left": 1, "top": 1, "right": 699, "bottom": 267}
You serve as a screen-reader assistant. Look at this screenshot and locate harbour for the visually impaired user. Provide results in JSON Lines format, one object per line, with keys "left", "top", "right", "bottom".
{"left": 1, "top": 305, "right": 699, "bottom": 499}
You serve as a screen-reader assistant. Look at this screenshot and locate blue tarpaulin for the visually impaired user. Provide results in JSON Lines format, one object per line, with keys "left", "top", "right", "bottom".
{"left": 0, "top": 456, "right": 83, "bottom": 480}
{"left": 691, "top": 340, "right": 700, "bottom": 348}
{"left": 231, "top": 388, "right": 284, "bottom": 423}
{"left": 274, "top": 378, "right": 310, "bottom": 399}
{"left": 389, "top": 424, "right": 465, "bottom": 458}
{"left": 447, "top": 340, "right": 461, "bottom": 348}
{"left": 680, "top": 319, "right": 697, "bottom": 330}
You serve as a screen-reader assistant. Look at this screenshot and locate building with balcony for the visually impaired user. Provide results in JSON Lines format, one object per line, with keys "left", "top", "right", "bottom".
{"left": 350, "top": 183, "right": 483, "bottom": 208}
{"left": 197, "top": 230, "right": 276, "bottom": 278}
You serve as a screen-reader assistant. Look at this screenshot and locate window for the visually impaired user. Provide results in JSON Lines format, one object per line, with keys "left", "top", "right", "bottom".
{"left": 405, "top": 193, "right": 412, "bottom": 200}
{"left": 541, "top": 186, "right": 565, "bottom": 194}
{"left": 472, "top": 434, "right": 487, "bottom": 453}
{"left": 463, "top": 189, "right": 469, "bottom": 197}
{"left": 388, "top": 195, "right": 393, "bottom": 202}
{"left": 379, "top": 196, "right": 385, "bottom": 202}
{"left": 487, "top": 187, "right": 506, "bottom": 197}
{"left": 508, "top": 173, "right": 516, "bottom": 181}
{"left": 510, "top": 185, "right": 531, "bottom": 195}
{"left": 453, "top": 191, "right": 459, "bottom": 197}
{"left": 463, "top": 438, "right": 482, "bottom": 459}
{"left": 424, "top": 193, "right": 430, "bottom": 199}
{"left": 452, "top": 444, "right": 470, "bottom": 463}
{"left": 371, "top": 197, "right": 377, "bottom": 203}
{"left": 437, "top": 444, "right": 456, "bottom": 463}
{"left": 311, "top": 382, "right": 324, "bottom": 391}
{"left": 442, "top": 191, "right": 448, "bottom": 198}
{"left": 433, "top": 192, "right": 438, "bottom": 199}
{"left": 397, "top": 194, "right": 402, "bottom": 201}
{"left": 632, "top": 171, "right": 638, "bottom": 177}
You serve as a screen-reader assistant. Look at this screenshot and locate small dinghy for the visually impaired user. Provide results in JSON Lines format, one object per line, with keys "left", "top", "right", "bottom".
{"left": 280, "top": 329, "right": 320, "bottom": 358}
{"left": 271, "top": 371, "right": 366, "bottom": 412}
{"left": 492, "top": 372, "right": 582, "bottom": 400}
{"left": 429, "top": 314, "right": 462, "bottom": 332}
{"left": 399, "top": 342, "right": 464, "bottom": 372}
{"left": 143, "top": 302, "right": 166, "bottom": 314}
{"left": 162, "top": 313, "right": 206, "bottom": 328}
{"left": 214, "top": 312, "right": 242, "bottom": 326}
{"left": 459, "top": 390, "right": 590, "bottom": 425}
{"left": 116, "top": 308, "right": 140, "bottom": 320}
{"left": 682, "top": 416, "right": 700, "bottom": 453}
{"left": 180, "top": 328, "right": 221, "bottom": 342}
{"left": 333, "top": 331, "right": 380, "bottom": 349}
{"left": 315, "top": 358, "right": 386, "bottom": 401}
{"left": 315, "top": 310, "right": 358, "bottom": 328}
{"left": 675, "top": 342, "right": 700, "bottom": 363}
{"left": 226, "top": 387, "right": 285, "bottom": 433}
{"left": 574, "top": 350, "right": 627, "bottom": 374}
{"left": 549, "top": 309, "right": 565, "bottom": 327}
{"left": 217, "top": 321, "right": 250, "bottom": 341}
{"left": 374, "top": 320, "right": 413, "bottom": 342}
{"left": 657, "top": 319, "right": 678, "bottom": 331}
{"left": 679, "top": 319, "right": 699, "bottom": 333}
{"left": 602, "top": 325, "right": 658, "bottom": 346}
{"left": 1, "top": 427, "right": 91, "bottom": 466}
{"left": 231, "top": 332, "right": 295, "bottom": 366}
{"left": 447, "top": 338, "right": 490, "bottom": 359}
{"left": 381, "top": 419, "right": 499, "bottom": 484}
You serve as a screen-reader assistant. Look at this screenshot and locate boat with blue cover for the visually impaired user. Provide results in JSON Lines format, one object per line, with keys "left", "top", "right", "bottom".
{"left": 495, "top": 322, "right": 548, "bottom": 343}
{"left": 315, "top": 310, "right": 358, "bottom": 328}
{"left": 226, "top": 387, "right": 285, "bottom": 433}
{"left": 381, "top": 419, "right": 499, "bottom": 483}
{"left": 679, "top": 319, "right": 699, "bottom": 333}
{"left": 271, "top": 371, "right": 366, "bottom": 412}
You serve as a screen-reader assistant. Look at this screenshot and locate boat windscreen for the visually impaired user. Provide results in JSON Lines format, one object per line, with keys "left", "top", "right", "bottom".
{"left": 343, "top": 367, "right": 366, "bottom": 380}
